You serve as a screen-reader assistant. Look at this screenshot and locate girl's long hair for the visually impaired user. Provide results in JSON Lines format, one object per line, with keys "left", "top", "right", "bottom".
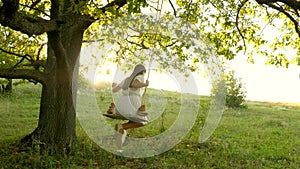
{"left": 122, "top": 64, "right": 146, "bottom": 90}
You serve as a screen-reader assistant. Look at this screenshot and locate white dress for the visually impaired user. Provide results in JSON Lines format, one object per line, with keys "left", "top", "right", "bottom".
{"left": 115, "top": 75, "right": 148, "bottom": 124}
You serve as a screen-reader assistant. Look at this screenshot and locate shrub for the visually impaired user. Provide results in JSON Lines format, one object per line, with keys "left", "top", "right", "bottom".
{"left": 224, "top": 70, "right": 247, "bottom": 108}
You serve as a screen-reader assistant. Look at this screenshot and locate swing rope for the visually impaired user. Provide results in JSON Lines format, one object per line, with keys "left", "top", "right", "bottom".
{"left": 104, "top": 0, "right": 163, "bottom": 119}
{"left": 139, "top": 0, "right": 164, "bottom": 109}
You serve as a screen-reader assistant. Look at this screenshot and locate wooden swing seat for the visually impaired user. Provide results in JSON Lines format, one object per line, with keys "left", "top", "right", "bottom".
{"left": 103, "top": 103, "right": 148, "bottom": 122}
{"left": 103, "top": 103, "right": 127, "bottom": 120}
{"left": 103, "top": 113, "right": 128, "bottom": 120}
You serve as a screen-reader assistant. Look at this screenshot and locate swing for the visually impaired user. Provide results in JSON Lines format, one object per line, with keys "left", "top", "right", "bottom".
{"left": 103, "top": 62, "right": 152, "bottom": 121}
{"left": 103, "top": 0, "right": 163, "bottom": 121}
{"left": 103, "top": 102, "right": 128, "bottom": 120}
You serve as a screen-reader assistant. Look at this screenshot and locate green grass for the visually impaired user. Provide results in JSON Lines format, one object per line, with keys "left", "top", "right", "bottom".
{"left": 0, "top": 83, "right": 299, "bottom": 168}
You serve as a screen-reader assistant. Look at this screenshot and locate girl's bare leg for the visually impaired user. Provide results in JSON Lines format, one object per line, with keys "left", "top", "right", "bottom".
{"left": 122, "top": 121, "right": 144, "bottom": 130}
{"left": 116, "top": 121, "right": 144, "bottom": 150}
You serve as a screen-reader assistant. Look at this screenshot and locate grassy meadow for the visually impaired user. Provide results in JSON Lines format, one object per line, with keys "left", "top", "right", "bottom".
{"left": 0, "top": 83, "right": 299, "bottom": 168}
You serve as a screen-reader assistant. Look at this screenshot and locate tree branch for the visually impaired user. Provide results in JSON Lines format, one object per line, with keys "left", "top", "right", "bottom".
{"left": 36, "top": 44, "right": 44, "bottom": 61}
{"left": 0, "top": 68, "right": 46, "bottom": 84}
{"left": 125, "top": 37, "right": 149, "bottom": 49}
{"left": 236, "top": 0, "right": 249, "bottom": 54}
{"left": 1, "top": 13, "right": 59, "bottom": 36}
{"left": 257, "top": 9, "right": 279, "bottom": 36}
{"left": 12, "top": 57, "right": 26, "bottom": 69}
{"left": 19, "top": 3, "right": 50, "bottom": 17}
{"left": 0, "top": 46, "right": 33, "bottom": 62}
{"left": 82, "top": 38, "right": 104, "bottom": 43}
{"left": 0, "top": 45, "right": 46, "bottom": 69}
{"left": 100, "top": 0, "right": 127, "bottom": 12}
{"left": 0, "top": 0, "right": 58, "bottom": 36}
{"left": 47, "top": 31, "right": 69, "bottom": 73}
{"left": 30, "top": 0, "right": 42, "bottom": 9}
{"left": 256, "top": 0, "right": 300, "bottom": 12}
{"left": 168, "top": 0, "right": 177, "bottom": 17}
{"left": 19, "top": 60, "right": 45, "bottom": 68}
{"left": 159, "top": 39, "right": 178, "bottom": 48}
{"left": 267, "top": 3, "right": 300, "bottom": 38}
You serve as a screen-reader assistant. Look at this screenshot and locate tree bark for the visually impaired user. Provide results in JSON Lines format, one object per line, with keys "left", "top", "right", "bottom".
{"left": 5, "top": 79, "right": 12, "bottom": 92}
{"left": 21, "top": 15, "right": 87, "bottom": 154}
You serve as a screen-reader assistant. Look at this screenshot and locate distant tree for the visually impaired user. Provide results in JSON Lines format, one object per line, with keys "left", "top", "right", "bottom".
{"left": 224, "top": 70, "right": 247, "bottom": 108}
{"left": 0, "top": 78, "right": 12, "bottom": 93}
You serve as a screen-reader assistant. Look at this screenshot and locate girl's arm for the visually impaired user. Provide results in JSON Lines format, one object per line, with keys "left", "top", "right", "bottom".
{"left": 112, "top": 83, "right": 122, "bottom": 93}
{"left": 131, "top": 79, "right": 149, "bottom": 88}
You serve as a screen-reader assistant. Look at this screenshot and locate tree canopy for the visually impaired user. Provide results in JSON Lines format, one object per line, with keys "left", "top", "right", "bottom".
{"left": 0, "top": 0, "right": 299, "bottom": 73}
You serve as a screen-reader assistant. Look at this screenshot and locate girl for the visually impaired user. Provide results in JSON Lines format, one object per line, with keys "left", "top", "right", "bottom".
{"left": 109, "top": 64, "right": 149, "bottom": 150}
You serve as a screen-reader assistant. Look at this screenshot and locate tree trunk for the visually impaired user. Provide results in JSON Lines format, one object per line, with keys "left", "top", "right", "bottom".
{"left": 5, "top": 79, "right": 12, "bottom": 92}
{"left": 1, "top": 79, "right": 12, "bottom": 93}
{"left": 37, "top": 76, "right": 76, "bottom": 154}
{"left": 22, "top": 22, "right": 85, "bottom": 154}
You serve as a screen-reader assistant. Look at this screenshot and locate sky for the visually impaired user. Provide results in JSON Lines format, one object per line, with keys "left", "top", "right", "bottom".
{"left": 227, "top": 55, "right": 300, "bottom": 103}
{"left": 82, "top": 55, "right": 299, "bottom": 104}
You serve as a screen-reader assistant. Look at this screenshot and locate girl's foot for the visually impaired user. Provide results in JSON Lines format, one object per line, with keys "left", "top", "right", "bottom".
{"left": 107, "top": 103, "right": 115, "bottom": 114}
{"left": 121, "top": 129, "right": 127, "bottom": 145}
{"left": 115, "top": 124, "right": 124, "bottom": 149}
{"left": 116, "top": 149, "right": 123, "bottom": 153}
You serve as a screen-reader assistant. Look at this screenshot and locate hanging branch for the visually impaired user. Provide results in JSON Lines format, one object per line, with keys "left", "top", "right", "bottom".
{"left": 266, "top": 3, "right": 300, "bottom": 38}
{"left": 257, "top": 9, "right": 280, "bottom": 36}
{"left": 236, "top": 0, "right": 249, "bottom": 55}
{"left": 168, "top": 0, "right": 177, "bottom": 17}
